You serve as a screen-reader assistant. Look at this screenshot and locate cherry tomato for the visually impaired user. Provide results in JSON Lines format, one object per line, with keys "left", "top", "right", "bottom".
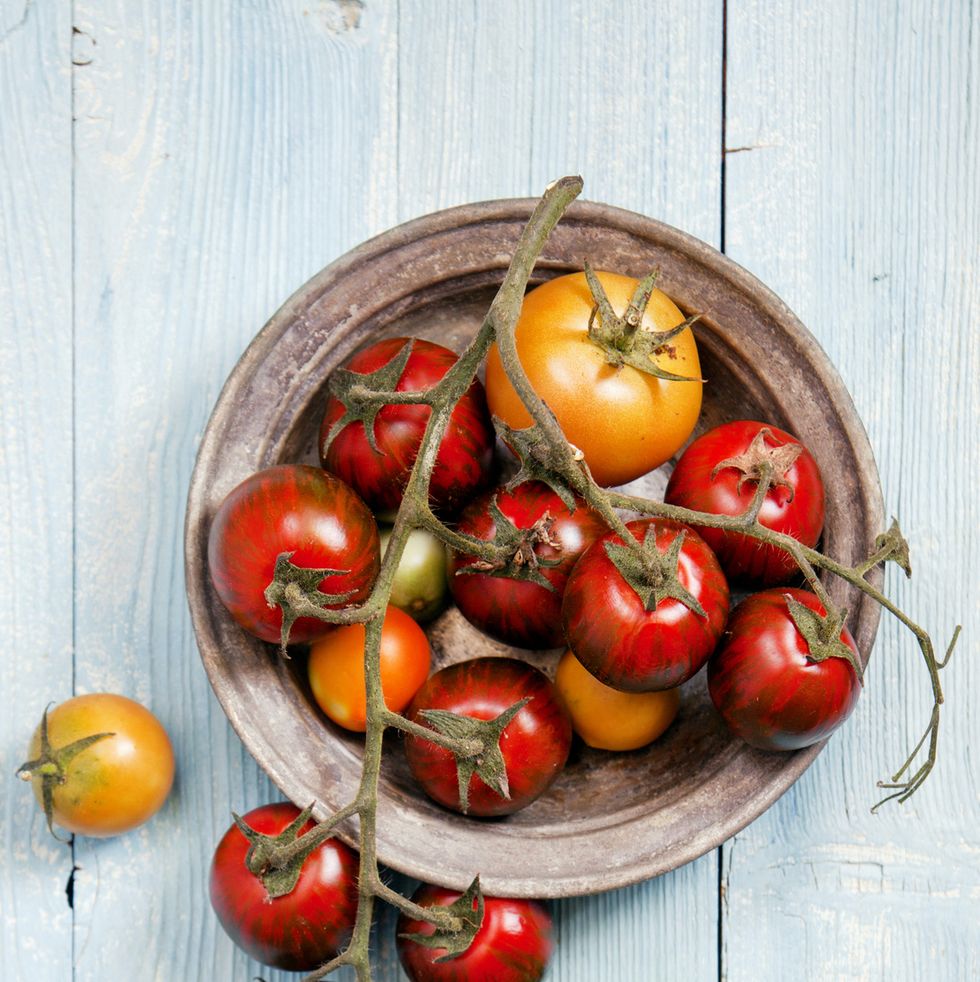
{"left": 397, "top": 883, "right": 554, "bottom": 982}
{"left": 209, "top": 802, "right": 358, "bottom": 971}
{"left": 708, "top": 588, "right": 861, "bottom": 751}
{"left": 404, "top": 657, "right": 572, "bottom": 817}
{"left": 448, "top": 481, "right": 607, "bottom": 648}
{"left": 562, "top": 518, "right": 730, "bottom": 692}
{"left": 554, "top": 649, "right": 680, "bottom": 751}
{"left": 380, "top": 526, "right": 449, "bottom": 623}
{"left": 308, "top": 605, "right": 431, "bottom": 732}
{"left": 207, "top": 464, "right": 380, "bottom": 646}
{"left": 485, "top": 270, "right": 702, "bottom": 487}
{"left": 664, "top": 420, "right": 825, "bottom": 586}
{"left": 20, "top": 694, "right": 174, "bottom": 837}
{"left": 320, "top": 337, "right": 494, "bottom": 513}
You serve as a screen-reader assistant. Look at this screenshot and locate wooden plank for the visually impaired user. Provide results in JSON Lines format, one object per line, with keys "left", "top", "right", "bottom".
{"left": 722, "top": 0, "right": 980, "bottom": 978}
{"left": 395, "top": 2, "right": 723, "bottom": 980}
{"left": 68, "top": 0, "right": 396, "bottom": 978}
{"left": 0, "top": 0, "right": 74, "bottom": 977}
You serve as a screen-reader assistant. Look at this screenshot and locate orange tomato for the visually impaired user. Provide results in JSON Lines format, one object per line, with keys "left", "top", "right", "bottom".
{"left": 486, "top": 271, "right": 702, "bottom": 487}
{"left": 554, "top": 649, "right": 680, "bottom": 751}
{"left": 308, "top": 605, "right": 431, "bottom": 732}
{"left": 24, "top": 693, "right": 175, "bottom": 837}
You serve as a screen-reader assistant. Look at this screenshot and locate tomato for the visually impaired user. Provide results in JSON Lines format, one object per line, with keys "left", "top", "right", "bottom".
{"left": 397, "top": 883, "right": 554, "bottom": 982}
{"left": 320, "top": 337, "right": 494, "bottom": 513}
{"left": 207, "top": 464, "right": 380, "bottom": 646}
{"left": 562, "top": 518, "right": 730, "bottom": 692}
{"left": 404, "top": 658, "right": 572, "bottom": 817}
{"left": 554, "top": 649, "right": 680, "bottom": 751}
{"left": 664, "top": 420, "right": 825, "bottom": 586}
{"left": 308, "top": 605, "right": 431, "bottom": 732}
{"left": 380, "top": 526, "right": 450, "bottom": 623}
{"left": 209, "top": 802, "right": 358, "bottom": 971}
{"left": 485, "top": 270, "right": 702, "bottom": 487}
{"left": 18, "top": 694, "right": 174, "bottom": 838}
{"left": 448, "top": 481, "right": 607, "bottom": 648}
{"left": 708, "top": 588, "right": 861, "bottom": 751}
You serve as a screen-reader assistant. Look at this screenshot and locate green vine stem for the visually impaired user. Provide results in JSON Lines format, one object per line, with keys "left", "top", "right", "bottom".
{"left": 290, "top": 176, "right": 585, "bottom": 982}
{"left": 263, "top": 174, "right": 957, "bottom": 980}
{"left": 607, "top": 491, "right": 959, "bottom": 808}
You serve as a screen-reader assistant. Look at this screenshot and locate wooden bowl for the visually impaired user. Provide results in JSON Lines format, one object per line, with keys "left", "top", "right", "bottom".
{"left": 185, "top": 199, "right": 883, "bottom": 898}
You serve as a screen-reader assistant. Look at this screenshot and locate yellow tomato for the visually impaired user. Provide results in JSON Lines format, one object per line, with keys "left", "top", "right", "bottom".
{"left": 554, "top": 649, "right": 680, "bottom": 751}
{"left": 24, "top": 693, "right": 175, "bottom": 837}
{"left": 485, "top": 271, "right": 702, "bottom": 487}
{"left": 308, "top": 605, "right": 431, "bottom": 732}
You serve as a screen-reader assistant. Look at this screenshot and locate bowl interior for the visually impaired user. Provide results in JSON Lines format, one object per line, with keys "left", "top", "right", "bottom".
{"left": 185, "top": 200, "right": 883, "bottom": 897}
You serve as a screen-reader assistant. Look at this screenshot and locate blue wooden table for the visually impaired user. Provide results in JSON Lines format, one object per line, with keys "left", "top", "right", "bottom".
{"left": 2, "top": 2, "right": 977, "bottom": 979}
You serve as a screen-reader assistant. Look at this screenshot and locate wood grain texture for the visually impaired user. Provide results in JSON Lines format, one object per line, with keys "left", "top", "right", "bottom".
{"left": 723, "top": 0, "right": 980, "bottom": 978}
{"left": 0, "top": 0, "right": 74, "bottom": 977}
{"left": 67, "top": 0, "right": 397, "bottom": 977}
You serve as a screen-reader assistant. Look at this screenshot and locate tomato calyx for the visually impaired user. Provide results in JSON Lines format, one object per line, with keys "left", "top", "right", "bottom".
{"left": 493, "top": 417, "right": 583, "bottom": 507}
{"left": 417, "top": 698, "right": 532, "bottom": 813}
{"left": 321, "top": 339, "right": 426, "bottom": 457}
{"left": 16, "top": 704, "right": 115, "bottom": 841}
{"left": 231, "top": 801, "right": 337, "bottom": 899}
{"left": 398, "top": 876, "right": 486, "bottom": 962}
{"left": 603, "top": 525, "right": 707, "bottom": 617}
{"left": 785, "top": 594, "right": 865, "bottom": 682}
{"left": 710, "top": 427, "right": 804, "bottom": 505}
{"left": 263, "top": 551, "right": 354, "bottom": 656}
{"left": 583, "top": 262, "right": 703, "bottom": 383}
{"left": 454, "top": 495, "right": 562, "bottom": 590}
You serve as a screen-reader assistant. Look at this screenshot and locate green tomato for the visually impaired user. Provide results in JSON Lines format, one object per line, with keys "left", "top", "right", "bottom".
{"left": 379, "top": 527, "right": 449, "bottom": 623}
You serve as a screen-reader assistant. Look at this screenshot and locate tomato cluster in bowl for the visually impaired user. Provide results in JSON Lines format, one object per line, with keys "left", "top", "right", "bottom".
{"left": 205, "top": 270, "right": 863, "bottom": 976}
{"left": 208, "top": 270, "right": 864, "bottom": 810}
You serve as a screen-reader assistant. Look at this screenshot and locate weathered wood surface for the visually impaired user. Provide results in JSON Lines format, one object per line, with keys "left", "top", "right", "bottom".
{"left": 723, "top": 2, "right": 979, "bottom": 980}
{"left": 1, "top": 0, "right": 976, "bottom": 980}
{"left": 0, "top": 0, "right": 74, "bottom": 979}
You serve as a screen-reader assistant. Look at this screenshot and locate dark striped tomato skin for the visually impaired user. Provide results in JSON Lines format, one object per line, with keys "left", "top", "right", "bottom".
{"left": 664, "top": 420, "right": 825, "bottom": 586}
{"left": 404, "top": 658, "right": 572, "bottom": 818}
{"left": 449, "top": 482, "right": 607, "bottom": 648}
{"left": 320, "top": 337, "right": 494, "bottom": 514}
{"left": 207, "top": 464, "right": 380, "bottom": 645}
{"left": 562, "top": 519, "right": 730, "bottom": 692}
{"left": 209, "top": 803, "right": 358, "bottom": 971}
{"left": 397, "top": 884, "right": 554, "bottom": 982}
{"left": 708, "top": 588, "right": 861, "bottom": 751}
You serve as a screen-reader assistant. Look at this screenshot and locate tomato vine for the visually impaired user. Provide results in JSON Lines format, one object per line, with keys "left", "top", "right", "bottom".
{"left": 246, "top": 175, "right": 958, "bottom": 980}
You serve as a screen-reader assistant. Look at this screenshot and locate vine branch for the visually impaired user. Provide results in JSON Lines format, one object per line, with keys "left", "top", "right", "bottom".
{"left": 272, "top": 174, "right": 955, "bottom": 979}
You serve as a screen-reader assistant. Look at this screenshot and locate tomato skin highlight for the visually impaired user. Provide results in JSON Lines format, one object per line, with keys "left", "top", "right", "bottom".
{"left": 708, "top": 588, "right": 861, "bottom": 751}
{"left": 308, "top": 605, "right": 431, "bottom": 732}
{"left": 207, "top": 464, "right": 380, "bottom": 646}
{"left": 397, "top": 884, "right": 554, "bottom": 982}
{"left": 485, "top": 271, "right": 702, "bottom": 487}
{"left": 554, "top": 649, "right": 681, "bottom": 751}
{"left": 320, "top": 337, "right": 495, "bottom": 513}
{"left": 26, "top": 693, "right": 174, "bottom": 837}
{"left": 562, "top": 519, "right": 730, "bottom": 692}
{"left": 404, "top": 658, "right": 572, "bottom": 817}
{"left": 209, "top": 803, "right": 359, "bottom": 971}
{"left": 664, "top": 420, "right": 825, "bottom": 586}
{"left": 448, "top": 481, "right": 607, "bottom": 648}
